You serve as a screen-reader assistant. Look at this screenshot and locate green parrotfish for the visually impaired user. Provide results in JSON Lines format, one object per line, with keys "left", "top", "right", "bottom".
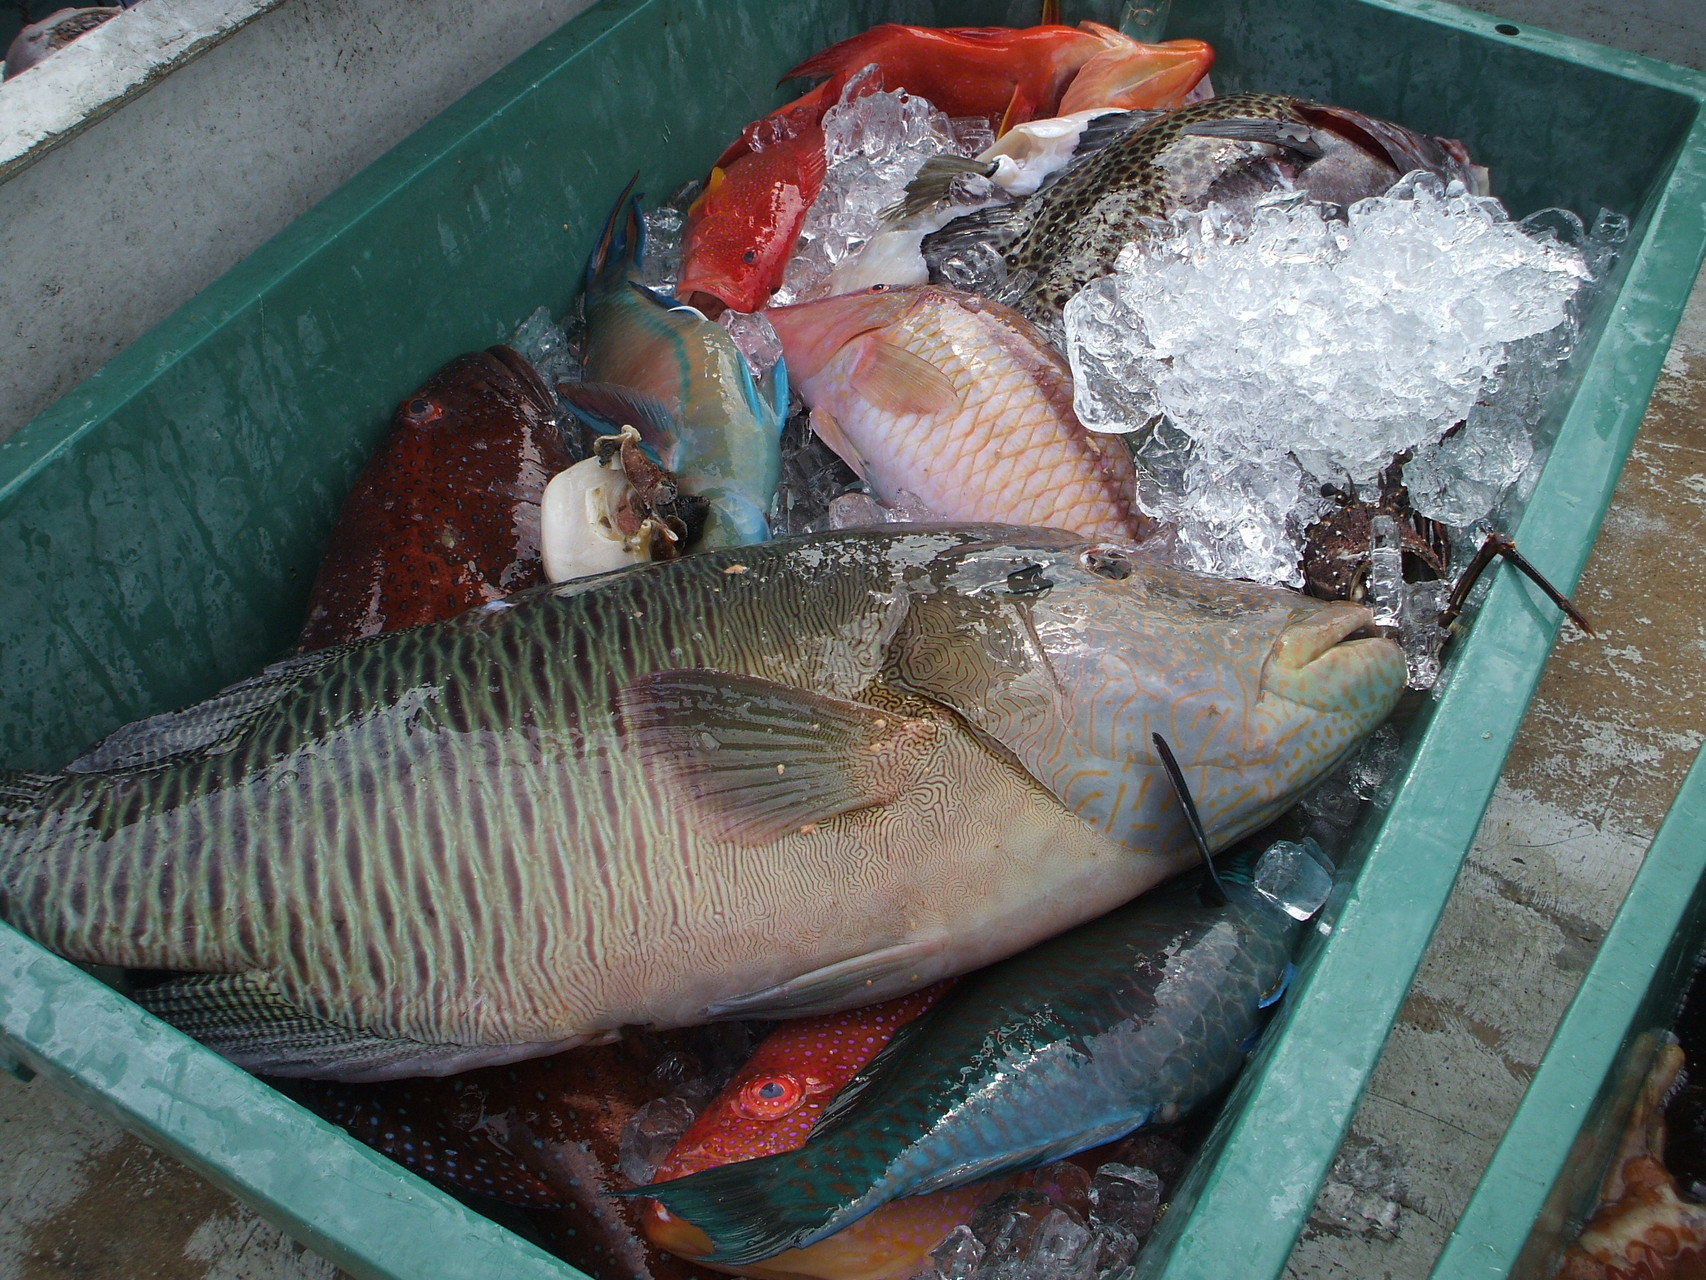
{"left": 561, "top": 184, "right": 787, "bottom": 548}
{"left": 637, "top": 839, "right": 1316, "bottom": 1264}
{"left": 0, "top": 527, "right": 1401, "bottom": 1081}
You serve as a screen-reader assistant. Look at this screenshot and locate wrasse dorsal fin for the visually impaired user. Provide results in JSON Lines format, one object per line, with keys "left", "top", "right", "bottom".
{"left": 849, "top": 336, "right": 958, "bottom": 417}
{"left": 618, "top": 671, "right": 939, "bottom": 845}
{"left": 1151, "top": 731, "right": 1229, "bottom": 906}
{"left": 701, "top": 935, "right": 949, "bottom": 1020}
{"left": 64, "top": 646, "right": 353, "bottom": 775}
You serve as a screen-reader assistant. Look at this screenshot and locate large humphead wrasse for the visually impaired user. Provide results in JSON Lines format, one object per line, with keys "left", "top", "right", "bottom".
{"left": 0, "top": 528, "right": 1402, "bottom": 1081}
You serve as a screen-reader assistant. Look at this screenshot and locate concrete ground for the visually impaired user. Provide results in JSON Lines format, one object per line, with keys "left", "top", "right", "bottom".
{"left": 0, "top": 3, "right": 1702, "bottom": 1280}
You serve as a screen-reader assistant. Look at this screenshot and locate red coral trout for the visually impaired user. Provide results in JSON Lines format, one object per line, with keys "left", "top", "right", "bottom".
{"left": 0, "top": 527, "right": 1401, "bottom": 1080}
{"left": 644, "top": 985, "right": 1016, "bottom": 1280}
{"left": 764, "top": 284, "right": 1145, "bottom": 541}
{"left": 676, "top": 24, "right": 1212, "bottom": 316}
{"left": 296, "top": 346, "right": 567, "bottom": 650}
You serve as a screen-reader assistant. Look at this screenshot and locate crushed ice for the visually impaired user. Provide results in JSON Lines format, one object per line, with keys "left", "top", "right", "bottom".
{"left": 1061, "top": 173, "right": 1624, "bottom": 686}
{"left": 771, "top": 65, "right": 974, "bottom": 306}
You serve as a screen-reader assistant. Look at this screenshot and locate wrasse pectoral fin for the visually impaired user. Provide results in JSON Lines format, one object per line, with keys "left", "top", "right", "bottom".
{"left": 700, "top": 934, "right": 950, "bottom": 1020}
{"left": 809, "top": 407, "right": 875, "bottom": 484}
{"left": 849, "top": 336, "right": 959, "bottom": 416}
{"left": 1151, "top": 731, "right": 1229, "bottom": 906}
{"left": 618, "top": 671, "right": 941, "bottom": 844}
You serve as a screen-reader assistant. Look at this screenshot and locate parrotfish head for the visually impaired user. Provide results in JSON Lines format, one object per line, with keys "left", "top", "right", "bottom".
{"left": 1056, "top": 36, "right": 1215, "bottom": 114}
{"left": 763, "top": 284, "right": 939, "bottom": 381}
{"left": 901, "top": 533, "right": 1405, "bottom": 857}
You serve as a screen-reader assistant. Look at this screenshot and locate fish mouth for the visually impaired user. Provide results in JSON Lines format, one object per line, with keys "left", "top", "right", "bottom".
{"left": 1265, "top": 599, "right": 1406, "bottom": 716}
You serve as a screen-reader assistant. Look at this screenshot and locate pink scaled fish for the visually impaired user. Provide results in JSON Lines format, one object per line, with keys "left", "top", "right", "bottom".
{"left": 764, "top": 284, "right": 1148, "bottom": 543}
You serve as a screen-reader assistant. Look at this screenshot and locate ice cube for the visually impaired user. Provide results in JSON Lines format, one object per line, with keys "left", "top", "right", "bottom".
{"left": 1347, "top": 724, "right": 1403, "bottom": 802}
{"left": 642, "top": 204, "right": 686, "bottom": 297}
{"left": 617, "top": 1094, "right": 700, "bottom": 1184}
{"left": 1089, "top": 1163, "right": 1163, "bottom": 1241}
{"left": 927, "top": 1224, "right": 985, "bottom": 1280}
{"left": 508, "top": 305, "right": 582, "bottom": 390}
{"left": 719, "top": 310, "right": 785, "bottom": 383}
{"left": 1014, "top": 1208, "right": 1096, "bottom": 1280}
{"left": 1063, "top": 179, "right": 1599, "bottom": 589}
{"left": 1252, "top": 838, "right": 1334, "bottom": 920}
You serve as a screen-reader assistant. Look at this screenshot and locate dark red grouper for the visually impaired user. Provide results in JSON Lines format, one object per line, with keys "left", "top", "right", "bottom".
{"left": 297, "top": 345, "right": 570, "bottom": 650}
{"left": 295, "top": 1031, "right": 723, "bottom": 1280}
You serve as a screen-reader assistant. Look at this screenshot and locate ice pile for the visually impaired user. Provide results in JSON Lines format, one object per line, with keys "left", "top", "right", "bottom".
{"left": 1064, "top": 175, "right": 1597, "bottom": 590}
{"left": 616, "top": 1023, "right": 765, "bottom": 1184}
{"left": 913, "top": 1135, "right": 1188, "bottom": 1280}
{"left": 772, "top": 66, "right": 986, "bottom": 306}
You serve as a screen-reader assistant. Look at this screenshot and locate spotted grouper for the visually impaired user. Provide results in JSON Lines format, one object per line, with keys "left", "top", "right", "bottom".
{"left": 0, "top": 527, "right": 1401, "bottom": 1080}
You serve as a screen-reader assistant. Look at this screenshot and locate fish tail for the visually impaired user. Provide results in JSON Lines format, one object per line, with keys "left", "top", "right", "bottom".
{"left": 586, "top": 174, "right": 645, "bottom": 297}
{"left": 635, "top": 1149, "right": 849, "bottom": 1265}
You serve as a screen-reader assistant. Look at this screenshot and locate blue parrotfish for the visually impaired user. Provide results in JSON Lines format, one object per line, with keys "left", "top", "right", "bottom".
{"left": 0, "top": 526, "right": 1400, "bottom": 1081}
{"left": 560, "top": 183, "right": 787, "bottom": 548}
{"left": 636, "top": 836, "right": 1322, "bottom": 1264}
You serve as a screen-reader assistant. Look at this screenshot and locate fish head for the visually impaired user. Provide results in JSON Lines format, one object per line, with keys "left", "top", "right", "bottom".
{"left": 898, "top": 533, "right": 1405, "bottom": 855}
{"left": 677, "top": 128, "right": 827, "bottom": 316}
{"left": 1057, "top": 35, "right": 1215, "bottom": 114}
{"left": 762, "top": 285, "right": 933, "bottom": 382}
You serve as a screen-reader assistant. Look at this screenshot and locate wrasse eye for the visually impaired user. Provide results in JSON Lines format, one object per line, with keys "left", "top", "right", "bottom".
{"left": 1082, "top": 546, "right": 1133, "bottom": 580}
{"left": 734, "top": 1073, "right": 809, "bottom": 1119}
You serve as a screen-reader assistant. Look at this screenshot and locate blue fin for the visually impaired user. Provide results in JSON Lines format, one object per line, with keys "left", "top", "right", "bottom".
{"left": 1258, "top": 961, "right": 1295, "bottom": 1009}
{"left": 555, "top": 382, "right": 678, "bottom": 465}
{"left": 586, "top": 174, "right": 645, "bottom": 296}
{"left": 765, "top": 355, "right": 791, "bottom": 436}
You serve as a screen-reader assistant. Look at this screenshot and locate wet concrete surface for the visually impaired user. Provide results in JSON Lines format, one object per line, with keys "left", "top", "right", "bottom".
{"left": 1, "top": 4, "right": 1703, "bottom": 1279}
{"left": 1286, "top": 258, "right": 1706, "bottom": 1279}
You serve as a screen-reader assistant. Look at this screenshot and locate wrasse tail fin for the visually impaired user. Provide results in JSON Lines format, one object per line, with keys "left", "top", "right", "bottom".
{"left": 136, "top": 972, "right": 462, "bottom": 1081}
{"left": 64, "top": 646, "right": 353, "bottom": 775}
{"left": 618, "top": 671, "right": 939, "bottom": 845}
{"left": 631, "top": 1150, "right": 838, "bottom": 1265}
{"left": 586, "top": 174, "right": 645, "bottom": 296}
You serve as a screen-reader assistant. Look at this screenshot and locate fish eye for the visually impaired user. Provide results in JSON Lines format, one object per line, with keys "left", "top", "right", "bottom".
{"left": 742, "top": 249, "right": 757, "bottom": 263}
{"left": 734, "top": 1073, "right": 809, "bottom": 1119}
{"left": 403, "top": 397, "right": 442, "bottom": 424}
{"left": 1081, "top": 546, "right": 1133, "bottom": 580}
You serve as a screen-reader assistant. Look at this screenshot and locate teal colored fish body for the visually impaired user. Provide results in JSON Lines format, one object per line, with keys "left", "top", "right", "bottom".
{"left": 0, "top": 527, "right": 1399, "bottom": 1081}
{"left": 640, "top": 847, "right": 1307, "bottom": 1264}
{"left": 572, "top": 188, "right": 786, "bottom": 547}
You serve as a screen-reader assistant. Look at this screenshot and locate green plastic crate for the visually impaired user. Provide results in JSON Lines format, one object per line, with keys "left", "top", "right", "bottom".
{"left": 0, "top": 1, "right": 1702, "bottom": 1277}
{"left": 1430, "top": 746, "right": 1706, "bottom": 1280}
